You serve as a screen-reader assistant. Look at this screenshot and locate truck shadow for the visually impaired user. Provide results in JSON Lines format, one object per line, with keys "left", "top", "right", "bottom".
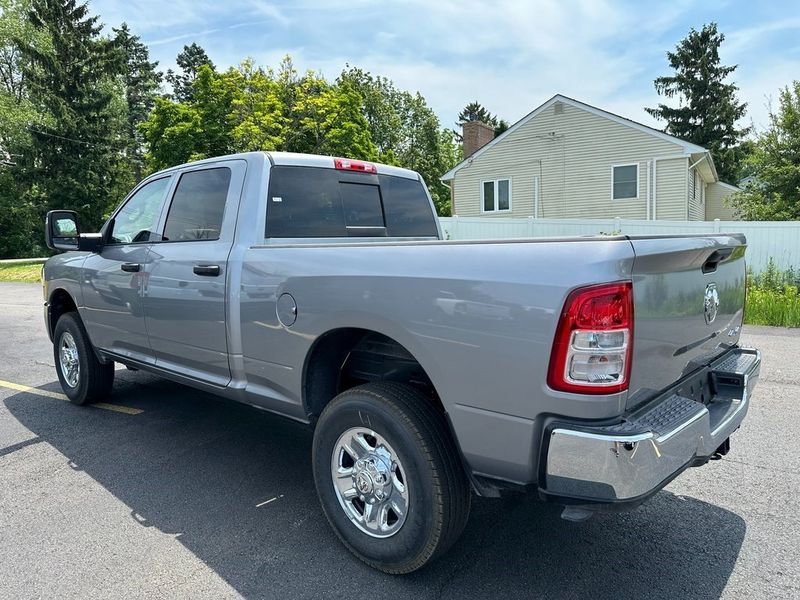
{"left": 4, "top": 373, "right": 745, "bottom": 600}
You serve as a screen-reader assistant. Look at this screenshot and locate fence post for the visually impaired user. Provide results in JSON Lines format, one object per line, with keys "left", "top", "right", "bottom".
{"left": 450, "top": 215, "right": 458, "bottom": 240}
{"left": 714, "top": 218, "right": 721, "bottom": 233}
{"left": 528, "top": 216, "right": 535, "bottom": 238}
{"left": 614, "top": 216, "right": 622, "bottom": 234}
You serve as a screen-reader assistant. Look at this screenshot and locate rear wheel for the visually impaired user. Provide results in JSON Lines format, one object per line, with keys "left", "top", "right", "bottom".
{"left": 312, "top": 382, "right": 471, "bottom": 574}
{"left": 53, "top": 312, "right": 114, "bottom": 405}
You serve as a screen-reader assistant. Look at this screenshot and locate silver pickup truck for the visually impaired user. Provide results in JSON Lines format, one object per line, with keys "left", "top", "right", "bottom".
{"left": 43, "top": 151, "right": 760, "bottom": 574}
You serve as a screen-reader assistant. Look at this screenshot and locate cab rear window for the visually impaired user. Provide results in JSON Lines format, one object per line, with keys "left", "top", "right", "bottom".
{"left": 265, "top": 166, "right": 437, "bottom": 238}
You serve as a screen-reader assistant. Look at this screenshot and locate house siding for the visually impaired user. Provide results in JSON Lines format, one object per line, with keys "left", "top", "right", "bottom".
{"left": 452, "top": 101, "right": 697, "bottom": 220}
{"left": 687, "top": 168, "right": 705, "bottom": 221}
{"left": 650, "top": 156, "right": 687, "bottom": 220}
{"left": 705, "top": 182, "right": 740, "bottom": 220}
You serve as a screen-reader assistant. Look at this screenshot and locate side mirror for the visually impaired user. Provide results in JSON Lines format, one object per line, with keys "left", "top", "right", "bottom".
{"left": 45, "top": 210, "right": 104, "bottom": 253}
{"left": 45, "top": 210, "right": 80, "bottom": 251}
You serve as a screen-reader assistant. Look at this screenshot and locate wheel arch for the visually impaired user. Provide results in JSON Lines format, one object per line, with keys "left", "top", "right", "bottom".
{"left": 302, "top": 327, "right": 445, "bottom": 423}
{"left": 47, "top": 287, "right": 79, "bottom": 341}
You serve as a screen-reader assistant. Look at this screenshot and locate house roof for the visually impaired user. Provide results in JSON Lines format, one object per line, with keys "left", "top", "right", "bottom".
{"left": 713, "top": 180, "right": 741, "bottom": 192}
{"left": 441, "top": 94, "right": 714, "bottom": 181}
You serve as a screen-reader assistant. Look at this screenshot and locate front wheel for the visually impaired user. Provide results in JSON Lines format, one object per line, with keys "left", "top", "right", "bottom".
{"left": 312, "top": 382, "right": 471, "bottom": 574}
{"left": 53, "top": 312, "right": 114, "bottom": 405}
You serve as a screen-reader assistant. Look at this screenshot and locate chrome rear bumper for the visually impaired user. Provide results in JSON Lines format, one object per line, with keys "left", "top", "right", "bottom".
{"left": 543, "top": 347, "right": 761, "bottom": 504}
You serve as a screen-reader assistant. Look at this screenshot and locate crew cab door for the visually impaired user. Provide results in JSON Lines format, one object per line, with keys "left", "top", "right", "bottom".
{"left": 82, "top": 176, "right": 173, "bottom": 363}
{"left": 141, "top": 160, "right": 245, "bottom": 386}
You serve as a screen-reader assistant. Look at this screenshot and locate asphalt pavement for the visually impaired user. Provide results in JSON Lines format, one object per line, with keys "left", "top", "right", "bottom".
{"left": 0, "top": 282, "right": 798, "bottom": 599}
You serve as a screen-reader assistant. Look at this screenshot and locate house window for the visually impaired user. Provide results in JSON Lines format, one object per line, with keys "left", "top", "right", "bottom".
{"left": 482, "top": 179, "right": 511, "bottom": 212}
{"left": 612, "top": 164, "right": 638, "bottom": 200}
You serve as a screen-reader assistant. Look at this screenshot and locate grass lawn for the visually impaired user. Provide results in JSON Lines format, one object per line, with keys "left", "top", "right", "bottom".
{"left": 0, "top": 262, "right": 43, "bottom": 283}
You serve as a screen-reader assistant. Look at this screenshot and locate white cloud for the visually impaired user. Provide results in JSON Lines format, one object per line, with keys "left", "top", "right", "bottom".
{"left": 89, "top": 0, "right": 798, "bottom": 133}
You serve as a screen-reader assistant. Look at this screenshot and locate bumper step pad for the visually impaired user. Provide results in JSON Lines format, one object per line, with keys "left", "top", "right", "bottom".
{"left": 597, "top": 395, "right": 702, "bottom": 438}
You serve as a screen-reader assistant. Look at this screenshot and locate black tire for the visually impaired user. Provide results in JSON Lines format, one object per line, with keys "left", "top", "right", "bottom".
{"left": 53, "top": 312, "right": 114, "bottom": 405}
{"left": 312, "top": 382, "right": 471, "bottom": 574}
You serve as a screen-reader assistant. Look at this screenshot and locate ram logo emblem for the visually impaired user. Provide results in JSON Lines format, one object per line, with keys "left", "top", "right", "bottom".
{"left": 704, "top": 283, "right": 719, "bottom": 325}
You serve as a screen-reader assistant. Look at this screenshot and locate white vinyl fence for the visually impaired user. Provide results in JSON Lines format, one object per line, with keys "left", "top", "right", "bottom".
{"left": 439, "top": 216, "right": 800, "bottom": 274}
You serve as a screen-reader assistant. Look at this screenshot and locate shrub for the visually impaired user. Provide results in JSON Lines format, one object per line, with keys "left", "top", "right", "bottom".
{"left": 745, "top": 260, "right": 800, "bottom": 327}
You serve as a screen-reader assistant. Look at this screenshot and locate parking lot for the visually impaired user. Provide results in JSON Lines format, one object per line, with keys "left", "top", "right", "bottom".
{"left": 0, "top": 281, "right": 798, "bottom": 600}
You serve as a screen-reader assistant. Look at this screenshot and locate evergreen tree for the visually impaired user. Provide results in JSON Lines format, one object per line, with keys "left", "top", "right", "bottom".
{"left": 165, "top": 42, "right": 214, "bottom": 102}
{"left": 457, "top": 101, "right": 507, "bottom": 138}
{"left": 646, "top": 23, "right": 751, "bottom": 183}
{"left": 457, "top": 101, "right": 496, "bottom": 126}
{"left": 113, "top": 22, "right": 161, "bottom": 181}
{"left": 16, "top": 0, "right": 126, "bottom": 231}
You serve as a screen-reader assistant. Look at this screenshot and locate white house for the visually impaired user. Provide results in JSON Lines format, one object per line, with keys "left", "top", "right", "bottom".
{"left": 441, "top": 94, "right": 740, "bottom": 221}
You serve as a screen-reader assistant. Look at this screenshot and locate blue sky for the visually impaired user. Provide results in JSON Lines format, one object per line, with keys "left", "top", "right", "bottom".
{"left": 90, "top": 0, "right": 800, "bottom": 134}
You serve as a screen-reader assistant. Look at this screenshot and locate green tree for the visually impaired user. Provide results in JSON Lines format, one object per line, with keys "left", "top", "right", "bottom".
{"left": 339, "top": 65, "right": 460, "bottom": 214}
{"left": 458, "top": 101, "right": 494, "bottom": 125}
{"left": 729, "top": 82, "right": 800, "bottom": 220}
{"left": 140, "top": 98, "right": 201, "bottom": 169}
{"left": 646, "top": 23, "right": 751, "bottom": 183}
{"left": 165, "top": 42, "right": 214, "bottom": 103}
{"left": 457, "top": 101, "right": 507, "bottom": 137}
{"left": 285, "top": 73, "right": 376, "bottom": 159}
{"left": 338, "top": 65, "right": 403, "bottom": 160}
{"left": 228, "top": 59, "right": 285, "bottom": 151}
{"left": 144, "top": 56, "right": 456, "bottom": 213}
{"left": 397, "top": 92, "right": 458, "bottom": 215}
{"left": 1, "top": 1, "right": 49, "bottom": 258}
{"left": 113, "top": 22, "right": 161, "bottom": 181}
{"left": 142, "top": 64, "right": 236, "bottom": 169}
{"left": 15, "top": 0, "right": 127, "bottom": 235}
{"left": 1, "top": 0, "right": 46, "bottom": 140}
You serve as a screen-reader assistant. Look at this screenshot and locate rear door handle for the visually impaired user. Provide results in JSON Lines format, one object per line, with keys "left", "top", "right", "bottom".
{"left": 193, "top": 264, "right": 221, "bottom": 277}
{"left": 121, "top": 262, "right": 141, "bottom": 273}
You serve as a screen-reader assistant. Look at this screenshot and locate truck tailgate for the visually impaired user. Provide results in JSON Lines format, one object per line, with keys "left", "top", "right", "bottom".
{"left": 627, "top": 233, "right": 747, "bottom": 409}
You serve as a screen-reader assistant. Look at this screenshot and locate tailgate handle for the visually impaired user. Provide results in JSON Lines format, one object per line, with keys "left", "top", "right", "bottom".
{"left": 702, "top": 248, "right": 733, "bottom": 274}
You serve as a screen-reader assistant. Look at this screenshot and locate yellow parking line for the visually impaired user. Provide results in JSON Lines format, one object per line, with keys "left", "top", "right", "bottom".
{"left": 0, "top": 379, "right": 143, "bottom": 415}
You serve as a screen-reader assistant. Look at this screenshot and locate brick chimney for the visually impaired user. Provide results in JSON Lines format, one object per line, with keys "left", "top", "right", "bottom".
{"left": 462, "top": 120, "right": 495, "bottom": 158}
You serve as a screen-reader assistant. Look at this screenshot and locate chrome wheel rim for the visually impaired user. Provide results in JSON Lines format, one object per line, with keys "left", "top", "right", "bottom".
{"left": 331, "top": 427, "right": 410, "bottom": 538}
{"left": 59, "top": 332, "right": 80, "bottom": 388}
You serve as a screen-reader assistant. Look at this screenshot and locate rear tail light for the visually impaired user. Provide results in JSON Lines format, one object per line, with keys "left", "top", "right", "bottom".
{"left": 334, "top": 158, "right": 377, "bottom": 174}
{"left": 547, "top": 282, "right": 633, "bottom": 394}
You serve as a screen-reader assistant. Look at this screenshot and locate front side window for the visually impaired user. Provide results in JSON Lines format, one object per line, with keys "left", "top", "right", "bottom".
{"left": 162, "top": 167, "right": 231, "bottom": 241}
{"left": 482, "top": 179, "right": 511, "bottom": 212}
{"left": 109, "top": 177, "right": 171, "bottom": 244}
{"left": 612, "top": 164, "right": 638, "bottom": 200}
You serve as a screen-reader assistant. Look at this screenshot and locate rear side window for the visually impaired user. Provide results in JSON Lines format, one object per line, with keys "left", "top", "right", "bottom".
{"left": 266, "top": 167, "right": 345, "bottom": 238}
{"left": 380, "top": 175, "right": 438, "bottom": 237}
{"left": 265, "top": 166, "right": 437, "bottom": 238}
{"left": 163, "top": 167, "right": 231, "bottom": 241}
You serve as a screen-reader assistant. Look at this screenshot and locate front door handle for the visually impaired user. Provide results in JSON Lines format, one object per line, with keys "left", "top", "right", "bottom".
{"left": 193, "top": 264, "right": 221, "bottom": 277}
{"left": 121, "top": 262, "right": 141, "bottom": 273}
